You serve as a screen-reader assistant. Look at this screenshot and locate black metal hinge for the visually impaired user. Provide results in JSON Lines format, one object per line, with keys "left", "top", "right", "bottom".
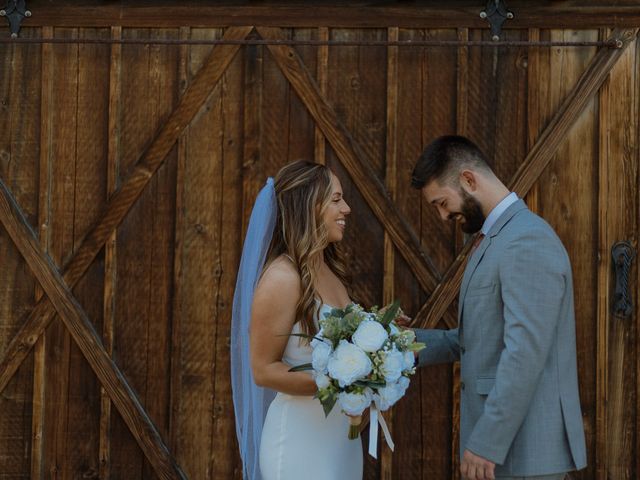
{"left": 1, "top": 0, "right": 31, "bottom": 38}
{"left": 480, "top": 0, "right": 514, "bottom": 42}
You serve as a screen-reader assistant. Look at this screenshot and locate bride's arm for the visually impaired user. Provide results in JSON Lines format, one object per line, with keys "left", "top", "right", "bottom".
{"left": 250, "top": 262, "right": 317, "bottom": 396}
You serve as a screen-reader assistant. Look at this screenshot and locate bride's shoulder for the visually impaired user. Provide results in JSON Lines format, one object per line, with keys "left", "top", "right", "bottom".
{"left": 255, "top": 256, "right": 300, "bottom": 300}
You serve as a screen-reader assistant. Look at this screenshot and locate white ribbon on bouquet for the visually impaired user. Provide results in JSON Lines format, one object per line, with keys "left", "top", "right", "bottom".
{"left": 368, "top": 400, "right": 394, "bottom": 458}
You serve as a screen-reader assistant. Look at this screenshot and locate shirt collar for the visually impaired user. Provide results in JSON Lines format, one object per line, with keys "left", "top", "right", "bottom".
{"left": 481, "top": 192, "right": 518, "bottom": 235}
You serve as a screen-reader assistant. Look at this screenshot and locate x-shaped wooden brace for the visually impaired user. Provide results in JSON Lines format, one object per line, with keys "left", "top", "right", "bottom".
{"left": 0, "top": 24, "right": 636, "bottom": 479}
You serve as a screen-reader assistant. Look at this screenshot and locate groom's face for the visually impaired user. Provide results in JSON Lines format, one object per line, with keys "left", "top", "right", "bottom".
{"left": 422, "top": 179, "right": 485, "bottom": 234}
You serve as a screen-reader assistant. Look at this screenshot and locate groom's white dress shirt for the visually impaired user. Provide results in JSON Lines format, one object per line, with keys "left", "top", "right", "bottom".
{"left": 481, "top": 192, "right": 518, "bottom": 236}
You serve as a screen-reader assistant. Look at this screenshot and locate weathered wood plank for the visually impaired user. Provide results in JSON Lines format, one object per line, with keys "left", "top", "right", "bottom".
{"left": 256, "top": 26, "right": 455, "bottom": 326}
{"left": 170, "top": 26, "right": 224, "bottom": 480}
{"left": 0, "top": 25, "right": 40, "bottom": 480}
{"left": 533, "top": 29, "right": 599, "bottom": 480}
{"left": 41, "top": 26, "right": 79, "bottom": 478}
{"left": 31, "top": 24, "right": 53, "bottom": 480}
{"left": 414, "top": 28, "right": 639, "bottom": 330}
{"left": 0, "top": 26, "right": 252, "bottom": 398}
{"left": 19, "top": 2, "right": 640, "bottom": 29}
{"left": 419, "top": 29, "right": 458, "bottom": 480}
{"left": 99, "top": 24, "right": 122, "bottom": 480}
{"left": 314, "top": 27, "right": 329, "bottom": 165}
{"left": 62, "top": 26, "right": 110, "bottom": 479}
{"left": 212, "top": 41, "right": 245, "bottom": 480}
{"left": 325, "top": 26, "right": 386, "bottom": 312}
{"left": 380, "top": 26, "right": 398, "bottom": 480}
{"left": 0, "top": 178, "right": 188, "bottom": 480}
{"left": 597, "top": 30, "right": 638, "bottom": 480}
{"left": 288, "top": 28, "right": 317, "bottom": 163}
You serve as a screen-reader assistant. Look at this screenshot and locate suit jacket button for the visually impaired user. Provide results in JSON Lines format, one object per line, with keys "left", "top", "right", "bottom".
{"left": 461, "top": 346, "right": 466, "bottom": 354}
{"left": 460, "top": 381, "right": 466, "bottom": 390}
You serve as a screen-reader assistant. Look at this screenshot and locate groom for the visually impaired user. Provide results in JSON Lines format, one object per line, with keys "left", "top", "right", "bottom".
{"left": 411, "top": 136, "right": 586, "bottom": 480}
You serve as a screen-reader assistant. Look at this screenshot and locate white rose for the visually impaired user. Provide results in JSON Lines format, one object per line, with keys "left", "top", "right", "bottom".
{"left": 338, "top": 388, "right": 373, "bottom": 416}
{"left": 327, "top": 340, "right": 373, "bottom": 387}
{"left": 374, "top": 377, "right": 410, "bottom": 411}
{"left": 380, "top": 348, "right": 404, "bottom": 383}
{"left": 314, "top": 372, "right": 331, "bottom": 390}
{"left": 403, "top": 350, "right": 416, "bottom": 370}
{"left": 312, "top": 341, "right": 332, "bottom": 373}
{"left": 352, "top": 320, "right": 388, "bottom": 353}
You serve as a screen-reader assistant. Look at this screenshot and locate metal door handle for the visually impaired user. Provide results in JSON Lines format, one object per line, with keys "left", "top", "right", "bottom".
{"left": 611, "top": 241, "right": 635, "bottom": 318}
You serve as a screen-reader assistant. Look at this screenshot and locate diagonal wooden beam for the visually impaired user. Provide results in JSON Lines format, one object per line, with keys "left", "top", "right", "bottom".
{"left": 255, "top": 26, "right": 457, "bottom": 326}
{"left": 0, "top": 25, "right": 253, "bottom": 394}
{"left": 413, "top": 27, "right": 639, "bottom": 330}
{"left": 0, "top": 179, "right": 186, "bottom": 480}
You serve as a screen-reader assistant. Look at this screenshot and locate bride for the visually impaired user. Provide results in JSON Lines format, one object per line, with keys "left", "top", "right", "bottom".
{"left": 231, "top": 160, "right": 363, "bottom": 480}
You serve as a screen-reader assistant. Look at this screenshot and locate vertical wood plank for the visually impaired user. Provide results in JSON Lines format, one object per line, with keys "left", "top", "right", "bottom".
{"left": 597, "top": 30, "right": 638, "bottom": 480}
{"left": 168, "top": 24, "right": 190, "bottom": 462}
{"left": 380, "top": 25, "right": 398, "bottom": 480}
{"left": 242, "top": 32, "right": 264, "bottom": 236}
{"left": 100, "top": 24, "right": 122, "bottom": 480}
{"left": 325, "top": 27, "right": 386, "bottom": 310}
{"left": 287, "top": 28, "right": 317, "bottom": 163}
{"left": 112, "top": 27, "right": 179, "bottom": 478}
{"left": 466, "top": 28, "right": 528, "bottom": 182}
{"left": 213, "top": 36, "right": 245, "bottom": 479}
{"left": 141, "top": 28, "right": 179, "bottom": 480}
{"left": 525, "top": 28, "right": 541, "bottom": 214}
{"left": 262, "top": 28, "right": 290, "bottom": 175}
{"left": 32, "top": 25, "right": 54, "bottom": 480}
{"left": 535, "top": 29, "right": 599, "bottom": 480}
{"left": 392, "top": 27, "right": 426, "bottom": 480}
{"left": 420, "top": 28, "right": 457, "bottom": 480}
{"left": 170, "top": 26, "right": 223, "bottom": 480}
{"left": 315, "top": 27, "right": 329, "bottom": 165}
{"left": 42, "top": 26, "right": 79, "bottom": 479}
{"left": 452, "top": 26, "right": 469, "bottom": 480}
{"left": 0, "top": 25, "right": 40, "bottom": 480}
{"left": 62, "top": 26, "right": 110, "bottom": 479}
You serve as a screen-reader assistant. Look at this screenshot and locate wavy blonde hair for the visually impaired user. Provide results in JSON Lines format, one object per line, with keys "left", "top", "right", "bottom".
{"left": 265, "top": 160, "right": 349, "bottom": 338}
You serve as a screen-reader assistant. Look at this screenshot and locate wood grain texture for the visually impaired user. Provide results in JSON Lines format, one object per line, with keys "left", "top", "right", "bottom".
{"left": 314, "top": 27, "right": 329, "bottom": 165}
{"left": 18, "top": 2, "right": 640, "bottom": 29}
{"left": 256, "top": 26, "right": 456, "bottom": 326}
{"left": 99, "top": 24, "right": 122, "bottom": 480}
{"left": 0, "top": 178, "right": 187, "bottom": 479}
{"left": 596, "top": 31, "right": 638, "bottom": 480}
{"left": 324, "top": 26, "right": 386, "bottom": 312}
{"left": 414, "top": 28, "right": 639, "bottom": 330}
{"left": 0, "top": 25, "right": 40, "bottom": 480}
{"left": 169, "top": 26, "right": 225, "bottom": 480}
{"left": 0, "top": 25, "right": 252, "bottom": 397}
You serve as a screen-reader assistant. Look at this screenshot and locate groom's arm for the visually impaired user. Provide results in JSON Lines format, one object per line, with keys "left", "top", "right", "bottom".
{"left": 414, "top": 328, "right": 460, "bottom": 366}
{"left": 465, "top": 228, "right": 567, "bottom": 465}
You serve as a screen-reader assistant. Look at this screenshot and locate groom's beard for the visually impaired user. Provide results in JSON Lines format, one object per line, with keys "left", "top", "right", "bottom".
{"left": 451, "top": 189, "right": 485, "bottom": 234}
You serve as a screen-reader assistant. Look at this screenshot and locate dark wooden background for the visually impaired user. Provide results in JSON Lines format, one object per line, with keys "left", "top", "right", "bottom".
{"left": 0, "top": 2, "right": 638, "bottom": 479}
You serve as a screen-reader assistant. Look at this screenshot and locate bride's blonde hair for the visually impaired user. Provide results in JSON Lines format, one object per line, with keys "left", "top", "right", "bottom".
{"left": 265, "top": 160, "right": 349, "bottom": 338}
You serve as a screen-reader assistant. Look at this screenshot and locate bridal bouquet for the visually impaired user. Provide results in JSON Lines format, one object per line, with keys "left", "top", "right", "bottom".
{"left": 290, "top": 301, "right": 425, "bottom": 447}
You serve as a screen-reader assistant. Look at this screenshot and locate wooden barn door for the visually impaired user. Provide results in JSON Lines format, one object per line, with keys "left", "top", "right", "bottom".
{"left": 0, "top": 20, "right": 639, "bottom": 480}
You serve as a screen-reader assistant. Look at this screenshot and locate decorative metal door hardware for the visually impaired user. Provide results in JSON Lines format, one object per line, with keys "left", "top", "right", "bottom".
{"left": 1, "top": 0, "right": 30, "bottom": 38}
{"left": 480, "top": 0, "right": 514, "bottom": 41}
{"left": 612, "top": 241, "right": 636, "bottom": 319}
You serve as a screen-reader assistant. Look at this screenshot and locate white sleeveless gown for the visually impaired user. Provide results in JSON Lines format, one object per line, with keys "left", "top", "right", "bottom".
{"left": 259, "top": 304, "right": 363, "bottom": 480}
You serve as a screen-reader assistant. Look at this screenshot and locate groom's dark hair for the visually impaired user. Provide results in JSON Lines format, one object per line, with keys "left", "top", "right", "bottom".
{"left": 411, "top": 135, "right": 492, "bottom": 189}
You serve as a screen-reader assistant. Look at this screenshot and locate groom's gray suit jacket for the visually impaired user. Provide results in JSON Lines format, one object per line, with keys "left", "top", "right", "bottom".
{"left": 416, "top": 200, "right": 587, "bottom": 477}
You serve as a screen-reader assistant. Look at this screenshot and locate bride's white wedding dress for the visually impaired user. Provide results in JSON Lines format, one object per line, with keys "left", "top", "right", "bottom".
{"left": 259, "top": 304, "right": 363, "bottom": 480}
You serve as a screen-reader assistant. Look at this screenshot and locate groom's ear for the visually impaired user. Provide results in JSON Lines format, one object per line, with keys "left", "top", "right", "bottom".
{"left": 459, "top": 169, "right": 478, "bottom": 192}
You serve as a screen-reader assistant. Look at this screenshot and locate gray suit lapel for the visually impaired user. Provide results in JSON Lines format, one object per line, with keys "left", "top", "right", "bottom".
{"left": 458, "top": 199, "right": 528, "bottom": 323}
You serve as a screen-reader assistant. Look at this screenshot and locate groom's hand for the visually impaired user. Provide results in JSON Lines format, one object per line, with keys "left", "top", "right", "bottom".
{"left": 461, "top": 450, "right": 495, "bottom": 480}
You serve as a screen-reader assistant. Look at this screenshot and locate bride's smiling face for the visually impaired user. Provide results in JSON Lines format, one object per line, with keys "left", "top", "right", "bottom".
{"left": 322, "top": 173, "right": 351, "bottom": 243}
